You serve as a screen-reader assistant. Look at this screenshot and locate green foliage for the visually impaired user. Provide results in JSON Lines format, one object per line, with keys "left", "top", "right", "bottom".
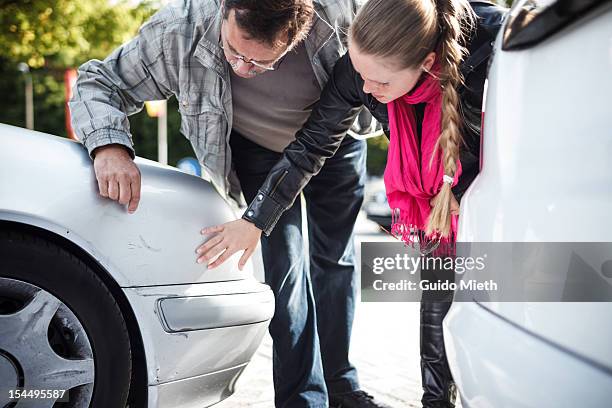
{"left": 0, "top": 0, "right": 198, "bottom": 165}
{"left": 0, "top": 0, "right": 155, "bottom": 68}
{"left": 366, "top": 134, "right": 389, "bottom": 176}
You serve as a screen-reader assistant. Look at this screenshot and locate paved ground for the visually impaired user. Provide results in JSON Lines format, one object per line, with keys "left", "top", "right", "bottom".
{"left": 216, "top": 211, "right": 456, "bottom": 408}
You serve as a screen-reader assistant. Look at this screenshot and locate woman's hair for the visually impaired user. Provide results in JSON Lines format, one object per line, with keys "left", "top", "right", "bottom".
{"left": 350, "top": 0, "right": 476, "bottom": 237}
{"left": 223, "top": 0, "right": 314, "bottom": 49}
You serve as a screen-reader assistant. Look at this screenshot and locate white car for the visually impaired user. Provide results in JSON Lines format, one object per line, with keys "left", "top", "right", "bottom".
{"left": 444, "top": 0, "right": 612, "bottom": 407}
{"left": 0, "top": 125, "right": 274, "bottom": 408}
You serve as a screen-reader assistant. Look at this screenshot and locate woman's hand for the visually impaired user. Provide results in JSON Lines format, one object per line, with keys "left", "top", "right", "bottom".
{"left": 196, "top": 219, "right": 262, "bottom": 270}
{"left": 429, "top": 191, "right": 460, "bottom": 216}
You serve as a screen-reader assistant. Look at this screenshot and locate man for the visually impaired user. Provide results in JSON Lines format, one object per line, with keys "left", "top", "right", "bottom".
{"left": 69, "top": 0, "right": 387, "bottom": 407}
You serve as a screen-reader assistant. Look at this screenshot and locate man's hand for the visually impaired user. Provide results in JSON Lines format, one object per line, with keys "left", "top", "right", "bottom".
{"left": 93, "top": 144, "right": 141, "bottom": 213}
{"left": 196, "top": 219, "right": 262, "bottom": 270}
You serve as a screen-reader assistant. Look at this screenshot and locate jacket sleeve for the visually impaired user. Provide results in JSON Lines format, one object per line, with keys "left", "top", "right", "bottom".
{"left": 242, "top": 54, "right": 365, "bottom": 235}
{"left": 68, "top": 15, "right": 176, "bottom": 158}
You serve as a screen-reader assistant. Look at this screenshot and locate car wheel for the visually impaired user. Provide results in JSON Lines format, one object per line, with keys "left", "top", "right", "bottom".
{"left": 0, "top": 230, "right": 132, "bottom": 407}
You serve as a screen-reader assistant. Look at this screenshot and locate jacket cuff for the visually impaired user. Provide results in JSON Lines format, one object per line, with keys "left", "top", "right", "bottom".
{"left": 83, "top": 128, "right": 135, "bottom": 159}
{"left": 241, "top": 190, "right": 285, "bottom": 236}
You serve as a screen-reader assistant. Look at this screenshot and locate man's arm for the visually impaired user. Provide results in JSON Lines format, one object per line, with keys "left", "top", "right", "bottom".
{"left": 242, "top": 53, "right": 365, "bottom": 235}
{"left": 69, "top": 14, "right": 177, "bottom": 212}
{"left": 69, "top": 16, "right": 175, "bottom": 157}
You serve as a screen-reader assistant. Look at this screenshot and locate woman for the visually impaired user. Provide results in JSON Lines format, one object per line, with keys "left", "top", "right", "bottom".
{"left": 348, "top": 1, "right": 476, "bottom": 406}
{"left": 198, "top": 0, "right": 504, "bottom": 406}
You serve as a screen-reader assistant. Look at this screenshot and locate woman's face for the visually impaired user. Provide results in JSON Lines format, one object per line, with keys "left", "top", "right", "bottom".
{"left": 348, "top": 40, "right": 435, "bottom": 104}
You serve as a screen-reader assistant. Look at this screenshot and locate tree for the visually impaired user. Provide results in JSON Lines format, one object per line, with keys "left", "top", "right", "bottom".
{"left": 0, "top": 0, "right": 197, "bottom": 165}
{"left": 0, "top": 0, "right": 155, "bottom": 69}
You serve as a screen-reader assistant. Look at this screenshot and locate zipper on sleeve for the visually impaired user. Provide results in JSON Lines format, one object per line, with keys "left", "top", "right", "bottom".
{"left": 270, "top": 170, "right": 289, "bottom": 195}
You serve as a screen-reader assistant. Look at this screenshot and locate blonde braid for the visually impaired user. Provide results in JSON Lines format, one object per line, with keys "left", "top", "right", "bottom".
{"left": 426, "top": 0, "right": 474, "bottom": 237}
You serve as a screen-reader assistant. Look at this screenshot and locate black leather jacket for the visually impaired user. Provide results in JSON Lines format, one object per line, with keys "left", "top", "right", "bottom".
{"left": 243, "top": 1, "right": 507, "bottom": 236}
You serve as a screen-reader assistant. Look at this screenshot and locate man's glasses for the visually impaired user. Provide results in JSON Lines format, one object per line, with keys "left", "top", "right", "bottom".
{"left": 221, "top": 44, "right": 286, "bottom": 72}
{"left": 220, "top": 22, "right": 288, "bottom": 73}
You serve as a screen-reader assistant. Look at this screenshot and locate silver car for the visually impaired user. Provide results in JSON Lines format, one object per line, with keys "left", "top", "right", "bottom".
{"left": 0, "top": 124, "right": 274, "bottom": 408}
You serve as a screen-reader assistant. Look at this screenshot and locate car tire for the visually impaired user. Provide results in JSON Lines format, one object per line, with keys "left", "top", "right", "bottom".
{"left": 0, "top": 230, "right": 132, "bottom": 408}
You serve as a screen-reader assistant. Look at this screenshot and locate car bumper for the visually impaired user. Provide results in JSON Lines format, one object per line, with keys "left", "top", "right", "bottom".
{"left": 122, "top": 278, "right": 274, "bottom": 408}
{"left": 444, "top": 302, "right": 612, "bottom": 408}
{"left": 148, "top": 363, "right": 247, "bottom": 408}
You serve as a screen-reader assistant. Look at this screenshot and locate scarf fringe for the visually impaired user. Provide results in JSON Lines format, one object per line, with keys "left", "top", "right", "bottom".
{"left": 390, "top": 208, "right": 457, "bottom": 256}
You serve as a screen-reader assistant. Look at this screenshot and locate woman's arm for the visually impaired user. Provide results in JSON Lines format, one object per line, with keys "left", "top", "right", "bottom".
{"left": 242, "top": 53, "right": 367, "bottom": 235}
{"left": 196, "top": 53, "right": 370, "bottom": 269}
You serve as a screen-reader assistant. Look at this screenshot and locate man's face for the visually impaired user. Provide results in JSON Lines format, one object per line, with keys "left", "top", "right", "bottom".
{"left": 221, "top": 9, "right": 290, "bottom": 78}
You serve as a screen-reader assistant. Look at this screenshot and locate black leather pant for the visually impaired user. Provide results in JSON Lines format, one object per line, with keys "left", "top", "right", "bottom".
{"left": 420, "top": 254, "right": 456, "bottom": 408}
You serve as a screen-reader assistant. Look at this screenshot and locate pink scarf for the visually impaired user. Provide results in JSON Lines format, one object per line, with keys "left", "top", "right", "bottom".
{"left": 384, "top": 68, "right": 462, "bottom": 250}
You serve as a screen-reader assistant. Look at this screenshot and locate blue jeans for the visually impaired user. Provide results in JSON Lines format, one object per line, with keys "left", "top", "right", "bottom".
{"left": 231, "top": 130, "right": 367, "bottom": 408}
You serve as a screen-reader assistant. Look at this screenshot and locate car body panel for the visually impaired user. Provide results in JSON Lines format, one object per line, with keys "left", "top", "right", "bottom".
{"left": 444, "top": 301, "right": 612, "bottom": 408}
{"left": 459, "top": 4, "right": 612, "bottom": 244}
{"left": 447, "top": 2, "right": 612, "bottom": 406}
{"left": 0, "top": 124, "right": 255, "bottom": 287}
